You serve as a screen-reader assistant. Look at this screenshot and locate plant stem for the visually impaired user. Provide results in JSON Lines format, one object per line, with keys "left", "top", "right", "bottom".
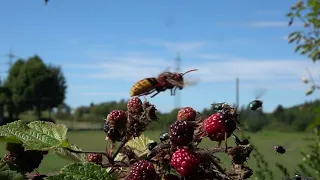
{"left": 112, "top": 139, "right": 128, "bottom": 160}
{"left": 66, "top": 148, "right": 108, "bottom": 156}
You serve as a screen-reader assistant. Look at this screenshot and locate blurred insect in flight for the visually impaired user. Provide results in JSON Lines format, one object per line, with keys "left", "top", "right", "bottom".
{"left": 287, "top": 171, "right": 316, "bottom": 180}
{"left": 211, "top": 102, "right": 228, "bottom": 111}
{"left": 249, "top": 88, "right": 267, "bottom": 111}
{"left": 130, "top": 69, "right": 198, "bottom": 98}
{"left": 273, "top": 145, "right": 286, "bottom": 154}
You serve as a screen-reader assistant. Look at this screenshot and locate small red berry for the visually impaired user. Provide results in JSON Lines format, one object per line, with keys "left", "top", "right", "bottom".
{"left": 127, "top": 97, "right": 143, "bottom": 113}
{"left": 177, "top": 107, "right": 197, "bottom": 121}
{"left": 164, "top": 174, "right": 180, "bottom": 180}
{"left": 128, "top": 160, "right": 157, "bottom": 180}
{"left": 87, "top": 153, "right": 102, "bottom": 164}
{"left": 170, "top": 120, "right": 194, "bottom": 146}
{"left": 107, "top": 110, "right": 127, "bottom": 130}
{"left": 204, "top": 112, "right": 236, "bottom": 141}
{"left": 170, "top": 148, "right": 200, "bottom": 177}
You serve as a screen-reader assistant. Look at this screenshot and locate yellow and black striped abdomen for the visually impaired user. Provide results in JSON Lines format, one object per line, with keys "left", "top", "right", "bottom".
{"left": 130, "top": 78, "right": 158, "bottom": 97}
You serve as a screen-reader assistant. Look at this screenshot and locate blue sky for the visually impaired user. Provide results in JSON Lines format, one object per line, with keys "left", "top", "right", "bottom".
{"left": 0, "top": 0, "right": 319, "bottom": 113}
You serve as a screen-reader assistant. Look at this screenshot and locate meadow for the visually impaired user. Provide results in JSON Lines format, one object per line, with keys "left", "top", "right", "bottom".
{"left": 0, "top": 129, "right": 314, "bottom": 179}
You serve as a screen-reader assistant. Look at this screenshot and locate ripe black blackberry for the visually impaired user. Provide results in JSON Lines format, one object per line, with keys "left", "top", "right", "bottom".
{"left": 169, "top": 120, "right": 194, "bottom": 146}
{"left": 30, "top": 175, "right": 48, "bottom": 180}
{"left": 18, "top": 150, "right": 44, "bottom": 172}
{"left": 6, "top": 143, "right": 24, "bottom": 156}
{"left": 3, "top": 150, "right": 44, "bottom": 173}
{"left": 104, "top": 120, "right": 122, "bottom": 142}
{"left": 164, "top": 174, "right": 180, "bottom": 180}
{"left": 128, "top": 160, "right": 157, "bottom": 180}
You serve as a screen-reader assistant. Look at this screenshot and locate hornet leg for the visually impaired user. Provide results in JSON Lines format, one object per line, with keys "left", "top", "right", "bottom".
{"left": 151, "top": 91, "right": 161, "bottom": 98}
{"left": 172, "top": 87, "right": 178, "bottom": 95}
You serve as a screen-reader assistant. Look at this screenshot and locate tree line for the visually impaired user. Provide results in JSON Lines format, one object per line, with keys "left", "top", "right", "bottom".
{"left": 54, "top": 98, "right": 320, "bottom": 132}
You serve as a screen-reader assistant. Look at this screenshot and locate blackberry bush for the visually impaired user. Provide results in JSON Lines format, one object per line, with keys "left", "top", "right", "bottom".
{"left": 0, "top": 97, "right": 256, "bottom": 180}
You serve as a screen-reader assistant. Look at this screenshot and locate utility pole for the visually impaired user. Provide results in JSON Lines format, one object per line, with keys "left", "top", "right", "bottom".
{"left": 7, "top": 49, "right": 15, "bottom": 70}
{"left": 174, "top": 53, "right": 181, "bottom": 109}
{"left": 0, "top": 73, "right": 3, "bottom": 125}
{"left": 236, "top": 78, "right": 239, "bottom": 107}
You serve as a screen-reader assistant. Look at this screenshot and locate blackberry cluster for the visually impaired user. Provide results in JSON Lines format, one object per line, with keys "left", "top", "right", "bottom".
{"left": 4, "top": 143, "right": 44, "bottom": 173}
{"left": 169, "top": 120, "right": 194, "bottom": 146}
{"left": 128, "top": 160, "right": 158, "bottom": 180}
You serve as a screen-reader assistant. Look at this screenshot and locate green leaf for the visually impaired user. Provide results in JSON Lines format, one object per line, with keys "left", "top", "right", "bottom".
{"left": 0, "top": 170, "right": 27, "bottom": 180}
{"left": 125, "top": 134, "right": 155, "bottom": 158}
{"left": 53, "top": 144, "right": 86, "bottom": 162}
{"left": 295, "top": 45, "right": 303, "bottom": 52}
{"left": 0, "top": 120, "right": 69, "bottom": 151}
{"left": 45, "top": 162, "right": 112, "bottom": 180}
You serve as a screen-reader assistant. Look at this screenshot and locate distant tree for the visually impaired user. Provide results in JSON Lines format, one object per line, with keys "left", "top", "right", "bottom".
{"left": 3, "top": 59, "right": 28, "bottom": 118}
{"left": 4, "top": 55, "right": 67, "bottom": 118}
{"left": 272, "top": 105, "right": 285, "bottom": 121}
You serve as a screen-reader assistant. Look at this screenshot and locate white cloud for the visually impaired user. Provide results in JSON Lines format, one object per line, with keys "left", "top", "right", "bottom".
{"left": 135, "top": 39, "right": 207, "bottom": 52}
{"left": 77, "top": 92, "right": 128, "bottom": 96}
{"left": 247, "top": 21, "right": 303, "bottom": 28}
{"left": 64, "top": 52, "right": 320, "bottom": 91}
{"left": 64, "top": 55, "right": 172, "bottom": 81}
{"left": 68, "top": 85, "right": 100, "bottom": 89}
{"left": 280, "top": 36, "right": 288, "bottom": 40}
{"left": 218, "top": 21, "right": 303, "bottom": 28}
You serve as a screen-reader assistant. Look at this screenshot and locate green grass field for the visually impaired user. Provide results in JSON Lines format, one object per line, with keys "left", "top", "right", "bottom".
{"left": 0, "top": 130, "right": 315, "bottom": 179}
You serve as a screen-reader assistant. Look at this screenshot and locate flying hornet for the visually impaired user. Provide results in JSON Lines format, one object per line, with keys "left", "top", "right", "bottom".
{"left": 249, "top": 88, "right": 267, "bottom": 111}
{"left": 130, "top": 68, "right": 198, "bottom": 98}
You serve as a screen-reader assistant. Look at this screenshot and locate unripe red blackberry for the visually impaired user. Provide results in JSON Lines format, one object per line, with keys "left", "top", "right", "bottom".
{"left": 204, "top": 112, "right": 236, "bottom": 141}
{"left": 177, "top": 107, "right": 197, "bottom": 121}
{"left": 128, "top": 160, "right": 157, "bottom": 180}
{"left": 106, "top": 110, "right": 127, "bottom": 130}
{"left": 170, "top": 120, "right": 194, "bottom": 146}
{"left": 127, "top": 97, "right": 143, "bottom": 113}
{"left": 87, "top": 153, "right": 103, "bottom": 164}
{"left": 170, "top": 148, "right": 200, "bottom": 177}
